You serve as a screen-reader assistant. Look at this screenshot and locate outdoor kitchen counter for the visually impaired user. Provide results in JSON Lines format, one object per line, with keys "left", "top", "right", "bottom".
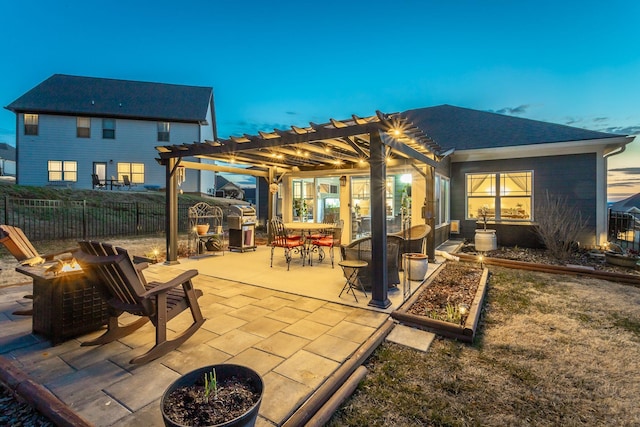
{"left": 16, "top": 263, "right": 109, "bottom": 345}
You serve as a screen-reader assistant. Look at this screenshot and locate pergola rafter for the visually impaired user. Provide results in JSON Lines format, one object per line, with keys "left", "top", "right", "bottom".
{"left": 156, "top": 110, "right": 451, "bottom": 309}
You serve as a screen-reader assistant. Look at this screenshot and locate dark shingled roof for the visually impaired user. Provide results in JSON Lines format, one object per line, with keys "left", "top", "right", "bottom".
{"left": 402, "top": 104, "right": 622, "bottom": 151}
{"left": 5, "top": 74, "right": 213, "bottom": 123}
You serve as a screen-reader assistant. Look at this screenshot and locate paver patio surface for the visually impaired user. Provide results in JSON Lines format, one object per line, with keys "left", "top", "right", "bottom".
{"left": 0, "top": 263, "right": 393, "bottom": 426}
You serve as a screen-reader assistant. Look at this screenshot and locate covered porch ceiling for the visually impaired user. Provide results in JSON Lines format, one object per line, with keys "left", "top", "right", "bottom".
{"left": 156, "top": 111, "right": 452, "bottom": 170}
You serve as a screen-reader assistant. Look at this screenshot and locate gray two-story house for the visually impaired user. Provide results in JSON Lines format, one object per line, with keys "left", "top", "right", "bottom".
{"left": 5, "top": 74, "right": 217, "bottom": 192}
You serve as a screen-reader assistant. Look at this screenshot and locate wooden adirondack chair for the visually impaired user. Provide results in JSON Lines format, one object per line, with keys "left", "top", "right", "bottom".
{"left": 76, "top": 241, "right": 205, "bottom": 364}
{"left": 0, "top": 225, "right": 78, "bottom": 315}
{"left": 0, "top": 224, "right": 76, "bottom": 265}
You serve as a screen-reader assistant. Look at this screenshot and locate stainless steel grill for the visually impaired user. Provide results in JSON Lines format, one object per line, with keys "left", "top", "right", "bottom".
{"left": 228, "top": 205, "right": 257, "bottom": 252}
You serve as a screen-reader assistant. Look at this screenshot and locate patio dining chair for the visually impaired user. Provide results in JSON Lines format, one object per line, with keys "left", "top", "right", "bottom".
{"left": 91, "top": 174, "right": 105, "bottom": 189}
{"left": 76, "top": 241, "right": 205, "bottom": 364}
{"left": 269, "top": 218, "right": 306, "bottom": 270}
{"left": 309, "top": 220, "right": 343, "bottom": 267}
{"left": 122, "top": 175, "right": 135, "bottom": 190}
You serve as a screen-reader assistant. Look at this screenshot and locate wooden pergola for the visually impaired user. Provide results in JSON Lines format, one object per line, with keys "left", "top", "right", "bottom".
{"left": 156, "top": 110, "right": 451, "bottom": 308}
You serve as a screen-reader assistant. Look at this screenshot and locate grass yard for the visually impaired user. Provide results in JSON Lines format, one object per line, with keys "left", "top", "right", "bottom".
{"left": 329, "top": 267, "right": 640, "bottom": 426}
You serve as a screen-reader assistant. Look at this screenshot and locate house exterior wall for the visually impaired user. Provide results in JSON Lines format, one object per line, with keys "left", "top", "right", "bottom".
{"left": 15, "top": 112, "right": 209, "bottom": 190}
{"left": 450, "top": 153, "right": 598, "bottom": 247}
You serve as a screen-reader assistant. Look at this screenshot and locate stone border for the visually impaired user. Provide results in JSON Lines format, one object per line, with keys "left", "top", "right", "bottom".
{"left": 391, "top": 263, "right": 490, "bottom": 343}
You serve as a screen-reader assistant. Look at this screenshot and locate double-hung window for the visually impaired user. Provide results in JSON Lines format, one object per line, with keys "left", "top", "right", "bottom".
{"left": 157, "top": 122, "right": 170, "bottom": 142}
{"left": 466, "top": 171, "right": 533, "bottom": 221}
{"left": 102, "top": 119, "right": 115, "bottom": 139}
{"left": 48, "top": 160, "right": 77, "bottom": 182}
{"left": 77, "top": 117, "right": 91, "bottom": 138}
{"left": 24, "top": 114, "right": 38, "bottom": 135}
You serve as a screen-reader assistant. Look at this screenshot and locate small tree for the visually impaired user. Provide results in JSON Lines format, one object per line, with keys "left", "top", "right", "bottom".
{"left": 534, "top": 190, "right": 589, "bottom": 261}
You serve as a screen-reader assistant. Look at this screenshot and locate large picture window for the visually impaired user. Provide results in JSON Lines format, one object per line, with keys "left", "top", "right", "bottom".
{"left": 48, "top": 160, "right": 77, "bottom": 182}
{"left": 24, "top": 114, "right": 38, "bottom": 135}
{"left": 77, "top": 117, "right": 91, "bottom": 138}
{"left": 117, "top": 162, "right": 145, "bottom": 184}
{"left": 466, "top": 171, "right": 532, "bottom": 221}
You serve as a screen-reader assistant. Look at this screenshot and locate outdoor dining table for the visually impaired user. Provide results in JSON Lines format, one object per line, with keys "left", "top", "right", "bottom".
{"left": 283, "top": 222, "right": 336, "bottom": 265}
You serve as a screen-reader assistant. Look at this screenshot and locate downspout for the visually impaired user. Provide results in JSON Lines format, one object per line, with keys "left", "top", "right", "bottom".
{"left": 599, "top": 142, "right": 629, "bottom": 246}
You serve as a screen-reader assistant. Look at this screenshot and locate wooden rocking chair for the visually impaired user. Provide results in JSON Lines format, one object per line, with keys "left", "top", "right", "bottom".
{"left": 76, "top": 241, "right": 205, "bottom": 364}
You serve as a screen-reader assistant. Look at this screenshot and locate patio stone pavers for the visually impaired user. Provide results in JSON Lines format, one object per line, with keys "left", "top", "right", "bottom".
{"left": 0, "top": 261, "right": 400, "bottom": 426}
{"left": 104, "top": 363, "right": 181, "bottom": 412}
{"left": 260, "top": 371, "right": 313, "bottom": 425}
{"left": 265, "top": 306, "right": 311, "bottom": 324}
{"left": 237, "top": 316, "right": 289, "bottom": 338}
{"left": 282, "top": 318, "right": 332, "bottom": 340}
{"left": 202, "top": 313, "right": 247, "bottom": 335}
{"left": 304, "top": 306, "right": 349, "bottom": 326}
{"left": 273, "top": 349, "right": 340, "bottom": 389}
{"left": 253, "top": 331, "right": 310, "bottom": 358}
{"left": 227, "top": 305, "right": 272, "bottom": 322}
{"left": 206, "top": 329, "right": 264, "bottom": 355}
{"left": 304, "top": 333, "right": 361, "bottom": 362}
{"left": 228, "top": 347, "right": 284, "bottom": 376}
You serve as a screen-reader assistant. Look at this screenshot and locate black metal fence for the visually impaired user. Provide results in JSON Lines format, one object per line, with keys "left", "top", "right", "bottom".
{"left": 1, "top": 196, "right": 194, "bottom": 242}
{"left": 608, "top": 209, "right": 640, "bottom": 252}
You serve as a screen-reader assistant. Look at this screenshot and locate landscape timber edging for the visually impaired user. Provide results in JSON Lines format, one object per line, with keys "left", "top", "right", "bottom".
{"left": 391, "top": 262, "right": 490, "bottom": 343}
{"left": 455, "top": 253, "right": 640, "bottom": 287}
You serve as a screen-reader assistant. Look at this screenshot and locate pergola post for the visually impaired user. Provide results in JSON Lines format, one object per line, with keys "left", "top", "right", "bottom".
{"left": 165, "top": 157, "right": 179, "bottom": 265}
{"left": 368, "top": 130, "right": 391, "bottom": 309}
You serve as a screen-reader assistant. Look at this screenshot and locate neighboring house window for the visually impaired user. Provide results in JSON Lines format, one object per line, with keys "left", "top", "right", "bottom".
{"left": 435, "top": 174, "right": 450, "bottom": 226}
{"left": 102, "top": 119, "right": 115, "bottom": 139}
{"left": 24, "top": 114, "right": 38, "bottom": 135}
{"left": 48, "top": 160, "right": 77, "bottom": 182}
{"left": 77, "top": 117, "right": 91, "bottom": 138}
{"left": 157, "top": 122, "right": 170, "bottom": 142}
{"left": 117, "top": 162, "right": 145, "bottom": 183}
{"left": 466, "top": 171, "right": 533, "bottom": 221}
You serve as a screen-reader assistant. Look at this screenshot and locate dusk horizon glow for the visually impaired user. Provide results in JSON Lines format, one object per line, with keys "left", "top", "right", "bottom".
{"left": 1, "top": 1, "right": 638, "bottom": 201}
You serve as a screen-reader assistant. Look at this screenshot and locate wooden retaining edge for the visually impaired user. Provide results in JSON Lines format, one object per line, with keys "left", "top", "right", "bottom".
{"left": 304, "top": 366, "right": 369, "bottom": 427}
{"left": 282, "top": 318, "right": 395, "bottom": 427}
{"left": 391, "top": 267, "right": 490, "bottom": 343}
{"left": 0, "top": 355, "right": 92, "bottom": 427}
{"left": 455, "top": 253, "right": 640, "bottom": 287}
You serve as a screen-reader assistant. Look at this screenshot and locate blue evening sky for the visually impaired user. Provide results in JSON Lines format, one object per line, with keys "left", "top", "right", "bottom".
{"left": 1, "top": 1, "right": 639, "bottom": 200}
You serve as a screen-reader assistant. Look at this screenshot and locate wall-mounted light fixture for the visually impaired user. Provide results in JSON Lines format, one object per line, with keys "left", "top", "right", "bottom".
{"left": 340, "top": 176, "right": 347, "bottom": 187}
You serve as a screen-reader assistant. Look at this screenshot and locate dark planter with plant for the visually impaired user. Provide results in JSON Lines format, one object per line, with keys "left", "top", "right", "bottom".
{"left": 161, "top": 364, "right": 263, "bottom": 427}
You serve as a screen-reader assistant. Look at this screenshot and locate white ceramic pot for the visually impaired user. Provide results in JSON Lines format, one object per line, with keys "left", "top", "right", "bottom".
{"left": 404, "top": 253, "right": 429, "bottom": 281}
{"left": 475, "top": 229, "right": 497, "bottom": 252}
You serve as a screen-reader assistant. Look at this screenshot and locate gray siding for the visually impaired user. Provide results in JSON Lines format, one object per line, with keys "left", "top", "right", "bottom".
{"left": 450, "top": 153, "right": 597, "bottom": 247}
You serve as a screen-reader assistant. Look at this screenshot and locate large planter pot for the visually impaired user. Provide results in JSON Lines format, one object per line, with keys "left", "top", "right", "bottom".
{"left": 162, "top": 364, "right": 263, "bottom": 427}
{"left": 474, "top": 229, "right": 497, "bottom": 252}
{"left": 404, "top": 253, "right": 429, "bottom": 281}
{"left": 605, "top": 252, "right": 639, "bottom": 268}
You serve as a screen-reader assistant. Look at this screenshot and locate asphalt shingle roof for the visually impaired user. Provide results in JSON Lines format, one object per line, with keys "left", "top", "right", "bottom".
{"left": 5, "top": 74, "right": 213, "bottom": 123}
{"left": 402, "top": 104, "right": 622, "bottom": 151}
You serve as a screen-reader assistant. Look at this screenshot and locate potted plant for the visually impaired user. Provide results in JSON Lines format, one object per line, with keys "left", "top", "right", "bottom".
{"left": 161, "top": 364, "right": 263, "bottom": 427}
{"left": 474, "top": 206, "right": 497, "bottom": 252}
{"left": 604, "top": 243, "right": 639, "bottom": 269}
